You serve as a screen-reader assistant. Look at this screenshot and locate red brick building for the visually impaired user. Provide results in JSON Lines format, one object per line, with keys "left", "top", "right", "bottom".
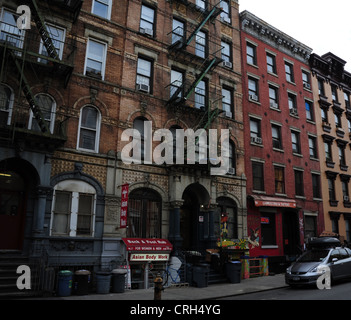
{"left": 240, "top": 11, "right": 324, "bottom": 272}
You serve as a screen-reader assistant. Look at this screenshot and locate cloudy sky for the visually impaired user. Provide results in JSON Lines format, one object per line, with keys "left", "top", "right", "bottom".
{"left": 239, "top": 0, "right": 351, "bottom": 72}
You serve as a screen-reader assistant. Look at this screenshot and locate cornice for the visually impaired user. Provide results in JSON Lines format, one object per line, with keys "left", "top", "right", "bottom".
{"left": 240, "top": 11, "right": 312, "bottom": 62}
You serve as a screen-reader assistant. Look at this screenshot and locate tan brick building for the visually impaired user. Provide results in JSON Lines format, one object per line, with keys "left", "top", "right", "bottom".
{"left": 310, "top": 52, "right": 351, "bottom": 245}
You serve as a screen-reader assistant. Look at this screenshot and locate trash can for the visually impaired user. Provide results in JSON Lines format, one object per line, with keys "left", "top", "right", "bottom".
{"left": 192, "top": 263, "right": 209, "bottom": 288}
{"left": 95, "top": 271, "right": 112, "bottom": 294}
{"left": 57, "top": 270, "right": 73, "bottom": 297}
{"left": 111, "top": 269, "right": 127, "bottom": 293}
{"left": 225, "top": 261, "right": 241, "bottom": 284}
{"left": 74, "top": 270, "right": 91, "bottom": 295}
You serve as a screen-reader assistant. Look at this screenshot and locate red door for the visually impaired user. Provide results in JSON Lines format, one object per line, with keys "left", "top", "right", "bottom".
{"left": 0, "top": 172, "right": 26, "bottom": 250}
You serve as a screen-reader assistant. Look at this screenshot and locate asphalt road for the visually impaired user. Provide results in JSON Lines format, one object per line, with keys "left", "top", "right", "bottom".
{"left": 220, "top": 279, "right": 351, "bottom": 300}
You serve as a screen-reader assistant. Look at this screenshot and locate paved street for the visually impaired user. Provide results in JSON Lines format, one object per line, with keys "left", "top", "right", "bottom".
{"left": 220, "top": 279, "right": 351, "bottom": 300}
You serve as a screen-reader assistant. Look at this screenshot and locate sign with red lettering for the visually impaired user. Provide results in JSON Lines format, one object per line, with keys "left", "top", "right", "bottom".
{"left": 122, "top": 238, "right": 173, "bottom": 251}
{"left": 120, "top": 184, "right": 129, "bottom": 229}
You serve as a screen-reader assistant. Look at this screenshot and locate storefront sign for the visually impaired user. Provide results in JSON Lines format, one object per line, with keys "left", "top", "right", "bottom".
{"left": 251, "top": 195, "right": 296, "bottom": 208}
{"left": 129, "top": 253, "right": 170, "bottom": 261}
{"left": 122, "top": 238, "right": 173, "bottom": 252}
{"left": 120, "top": 184, "right": 129, "bottom": 228}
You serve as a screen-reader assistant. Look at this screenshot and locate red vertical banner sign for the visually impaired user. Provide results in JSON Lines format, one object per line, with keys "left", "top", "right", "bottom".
{"left": 120, "top": 184, "right": 129, "bottom": 228}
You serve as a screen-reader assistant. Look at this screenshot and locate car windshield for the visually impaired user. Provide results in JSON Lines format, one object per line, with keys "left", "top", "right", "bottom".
{"left": 298, "top": 249, "right": 330, "bottom": 262}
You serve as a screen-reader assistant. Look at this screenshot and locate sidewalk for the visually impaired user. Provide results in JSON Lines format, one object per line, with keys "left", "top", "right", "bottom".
{"left": 39, "top": 274, "right": 287, "bottom": 300}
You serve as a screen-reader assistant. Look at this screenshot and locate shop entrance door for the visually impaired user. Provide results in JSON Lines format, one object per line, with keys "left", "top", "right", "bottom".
{"left": 0, "top": 172, "right": 26, "bottom": 250}
{"left": 282, "top": 210, "right": 300, "bottom": 257}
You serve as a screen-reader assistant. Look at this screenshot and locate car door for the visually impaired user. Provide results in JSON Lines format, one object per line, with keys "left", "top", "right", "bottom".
{"left": 338, "top": 249, "right": 350, "bottom": 278}
{"left": 343, "top": 248, "right": 351, "bottom": 277}
{"left": 329, "top": 249, "right": 343, "bottom": 279}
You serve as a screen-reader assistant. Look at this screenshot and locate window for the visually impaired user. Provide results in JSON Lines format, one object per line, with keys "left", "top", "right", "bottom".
{"left": 331, "top": 84, "right": 338, "bottom": 102}
{"left": 170, "top": 69, "right": 183, "bottom": 99}
{"left": 294, "top": 170, "right": 304, "bottom": 197}
{"left": 344, "top": 92, "right": 350, "bottom": 109}
{"left": 302, "top": 71, "right": 311, "bottom": 89}
{"left": 304, "top": 215, "right": 317, "bottom": 239}
{"left": 342, "top": 180, "right": 349, "bottom": 199}
{"left": 51, "top": 180, "right": 96, "bottom": 237}
{"left": 127, "top": 188, "right": 162, "bottom": 238}
{"left": 246, "top": 43, "right": 256, "bottom": 65}
{"left": 274, "top": 166, "right": 285, "bottom": 194}
{"left": 136, "top": 57, "right": 152, "bottom": 92}
{"left": 272, "top": 124, "right": 282, "bottom": 150}
{"left": 172, "top": 18, "right": 184, "bottom": 44}
{"left": 217, "top": 197, "right": 238, "bottom": 239}
{"left": 266, "top": 53, "right": 276, "bottom": 74}
{"left": 78, "top": 106, "right": 101, "bottom": 152}
{"left": 328, "top": 178, "right": 336, "bottom": 201}
{"left": 334, "top": 112, "right": 342, "bottom": 128}
{"left": 250, "top": 118, "right": 261, "bottom": 139}
{"left": 220, "top": 1, "right": 231, "bottom": 23}
{"left": 261, "top": 212, "right": 276, "bottom": 246}
{"left": 305, "top": 100, "right": 314, "bottom": 121}
{"left": 285, "top": 62, "right": 294, "bottom": 83}
{"left": 133, "top": 117, "right": 147, "bottom": 161}
{"left": 221, "top": 41, "right": 232, "bottom": 67}
{"left": 318, "top": 78, "right": 325, "bottom": 96}
{"left": 339, "top": 146, "right": 346, "bottom": 166}
{"left": 252, "top": 161, "right": 264, "bottom": 192}
{"left": 196, "top": 0, "right": 206, "bottom": 10}
{"left": 0, "top": 9, "right": 24, "bottom": 49}
{"left": 222, "top": 87, "right": 233, "bottom": 118}
{"left": 140, "top": 4, "right": 155, "bottom": 36}
{"left": 195, "top": 80, "right": 206, "bottom": 109}
{"left": 85, "top": 39, "right": 107, "bottom": 79}
{"left": 29, "top": 94, "right": 56, "bottom": 133}
{"left": 195, "top": 30, "right": 206, "bottom": 58}
{"left": 288, "top": 93, "right": 297, "bottom": 115}
{"left": 321, "top": 107, "right": 328, "bottom": 123}
{"left": 38, "top": 24, "right": 65, "bottom": 63}
{"left": 324, "top": 141, "right": 333, "bottom": 163}
{"left": 308, "top": 136, "right": 318, "bottom": 159}
{"left": 312, "top": 173, "right": 321, "bottom": 199}
{"left": 291, "top": 131, "right": 301, "bottom": 154}
{"left": 248, "top": 77, "right": 259, "bottom": 101}
{"left": 92, "top": 0, "right": 111, "bottom": 19}
{"left": 269, "top": 85, "right": 279, "bottom": 109}
{"left": 0, "top": 84, "right": 13, "bottom": 126}
{"left": 228, "top": 140, "right": 236, "bottom": 171}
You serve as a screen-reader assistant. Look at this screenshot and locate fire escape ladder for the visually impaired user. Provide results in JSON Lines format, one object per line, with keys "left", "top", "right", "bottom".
{"left": 9, "top": 50, "right": 50, "bottom": 133}
{"left": 30, "top": 0, "right": 60, "bottom": 61}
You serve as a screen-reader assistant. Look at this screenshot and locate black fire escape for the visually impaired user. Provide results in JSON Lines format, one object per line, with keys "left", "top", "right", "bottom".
{"left": 0, "top": 0, "right": 81, "bottom": 148}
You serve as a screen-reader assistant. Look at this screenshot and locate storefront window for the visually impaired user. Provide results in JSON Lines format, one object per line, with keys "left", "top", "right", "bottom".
{"left": 127, "top": 188, "right": 161, "bottom": 238}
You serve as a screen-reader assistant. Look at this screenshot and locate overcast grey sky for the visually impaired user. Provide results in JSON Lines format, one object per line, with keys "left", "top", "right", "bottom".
{"left": 239, "top": 0, "right": 351, "bottom": 72}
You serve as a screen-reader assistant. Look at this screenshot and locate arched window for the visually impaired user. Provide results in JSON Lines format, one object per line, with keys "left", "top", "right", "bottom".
{"left": 216, "top": 197, "right": 238, "bottom": 239}
{"left": 127, "top": 188, "right": 162, "bottom": 238}
{"left": 77, "top": 106, "right": 101, "bottom": 152}
{"left": 51, "top": 180, "right": 97, "bottom": 237}
{"left": 0, "top": 84, "right": 14, "bottom": 126}
{"left": 29, "top": 94, "right": 56, "bottom": 133}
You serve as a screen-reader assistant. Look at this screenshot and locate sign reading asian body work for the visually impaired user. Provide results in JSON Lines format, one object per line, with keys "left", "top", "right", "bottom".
{"left": 121, "top": 121, "right": 230, "bottom": 176}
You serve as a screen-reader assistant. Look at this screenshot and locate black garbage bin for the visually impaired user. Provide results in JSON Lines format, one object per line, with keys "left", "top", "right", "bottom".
{"left": 111, "top": 269, "right": 127, "bottom": 293}
{"left": 225, "top": 261, "right": 241, "bottom": 284}
{"left": 95, "top": 271, "right": 111, "bottom": 294}
{"left": 192, "top": 263, "right": 209, "bottom": 288}
{"left": 74, "top": 270, "right": 91, "bottom": 295}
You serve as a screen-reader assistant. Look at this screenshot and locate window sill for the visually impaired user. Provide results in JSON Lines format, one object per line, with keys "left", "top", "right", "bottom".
{"left": 273, "top": 147, "right": 284, "bottom": 153}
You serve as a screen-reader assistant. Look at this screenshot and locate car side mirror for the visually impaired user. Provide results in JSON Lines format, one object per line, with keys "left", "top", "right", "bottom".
{"left": 332, "top": 258, "right": 338, "bottom": 263}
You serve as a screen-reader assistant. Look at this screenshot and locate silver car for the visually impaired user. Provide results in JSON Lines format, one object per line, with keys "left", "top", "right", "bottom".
{"left": 285, "top": 241, "right": 351, "bottom": 287}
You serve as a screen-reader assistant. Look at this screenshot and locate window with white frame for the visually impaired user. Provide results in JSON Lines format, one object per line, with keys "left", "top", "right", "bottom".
{"left": 51, "top": 180, "right": 96, "bottom": 237}
{"left": 222, "top": 87, "right": 233, "bottom": 118}
{"left": 221, "top": 41, "right": 232, "bottom": 67}
{"left": 29, "top": 94, "right": 56, "bottom": 133}
{"left": 0, "top": 84, "right": 13, "bottom": 126}
{"left": 136, "top": 57, "right": 152, "bottom": 92}
{"left": 172, "top": 18, "right": 184, "bottom": 44}
{"left": 195, "top": 80, "right": 206, "bottom": 109}
{"left": 39, "top": 24, "right": 65, "bottom": 63}
{"left": 92, "top": 0, "right": 112, "bottom": 20}
{"left": 77, "top": 106, "right": 101, "bottom": 152}
{"left": 170, "top": 69, "right": 183, "bottom": 98}
{"left": 195, "top": 30, "right": 206, "bottom": 58}
{"left": 0, "top": 9, "right": 24, "bottom": 49}
{"left": 85, "top": 39, "right": 107, "bottom": 79}
{"left": 220, "top": 0, "right": 230, "bottom": 23}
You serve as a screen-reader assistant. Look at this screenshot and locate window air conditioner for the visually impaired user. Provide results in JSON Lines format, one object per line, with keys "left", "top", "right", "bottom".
{"left": 303, "top": 82, "right": 311, "bottom": 90}
{"left": 222, "top": 61, "right": 233, "bottom": 68}
{"left": 140, "top": 28, "right": 153, "bottom": 36}
{"left": 227, "top": 167, "right": 236, "bottom": 175}
{"left": 251, "top": 136, "right": 262, "bottom": 144}
{"left": 137, "top": 83, "right": 150, "bottom": 93}
{"left": 249, "top": 94, "right": 258, "bottom": 102}
{"left": 290, "top": 108, "right": 298, "bottom": 116}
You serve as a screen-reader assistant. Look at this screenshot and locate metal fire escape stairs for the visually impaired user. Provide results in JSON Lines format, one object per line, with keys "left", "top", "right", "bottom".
{"left": 7, "top": 0, "right": 63, "bottom": 133}
{"left": 167, "top": 2, "right": 224, "bottom": 130}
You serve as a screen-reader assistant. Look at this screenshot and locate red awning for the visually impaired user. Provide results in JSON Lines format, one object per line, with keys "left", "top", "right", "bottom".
{"left": 122, "top": 238, "right": 173, "bottom": 252}
{"left": 250, "top": 195, "right": 297, "bottom": 209}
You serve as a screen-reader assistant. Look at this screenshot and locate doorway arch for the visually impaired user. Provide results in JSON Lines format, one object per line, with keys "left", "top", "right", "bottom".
{"left": 180, "top": 183, "right": 210, "bottom": 251}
